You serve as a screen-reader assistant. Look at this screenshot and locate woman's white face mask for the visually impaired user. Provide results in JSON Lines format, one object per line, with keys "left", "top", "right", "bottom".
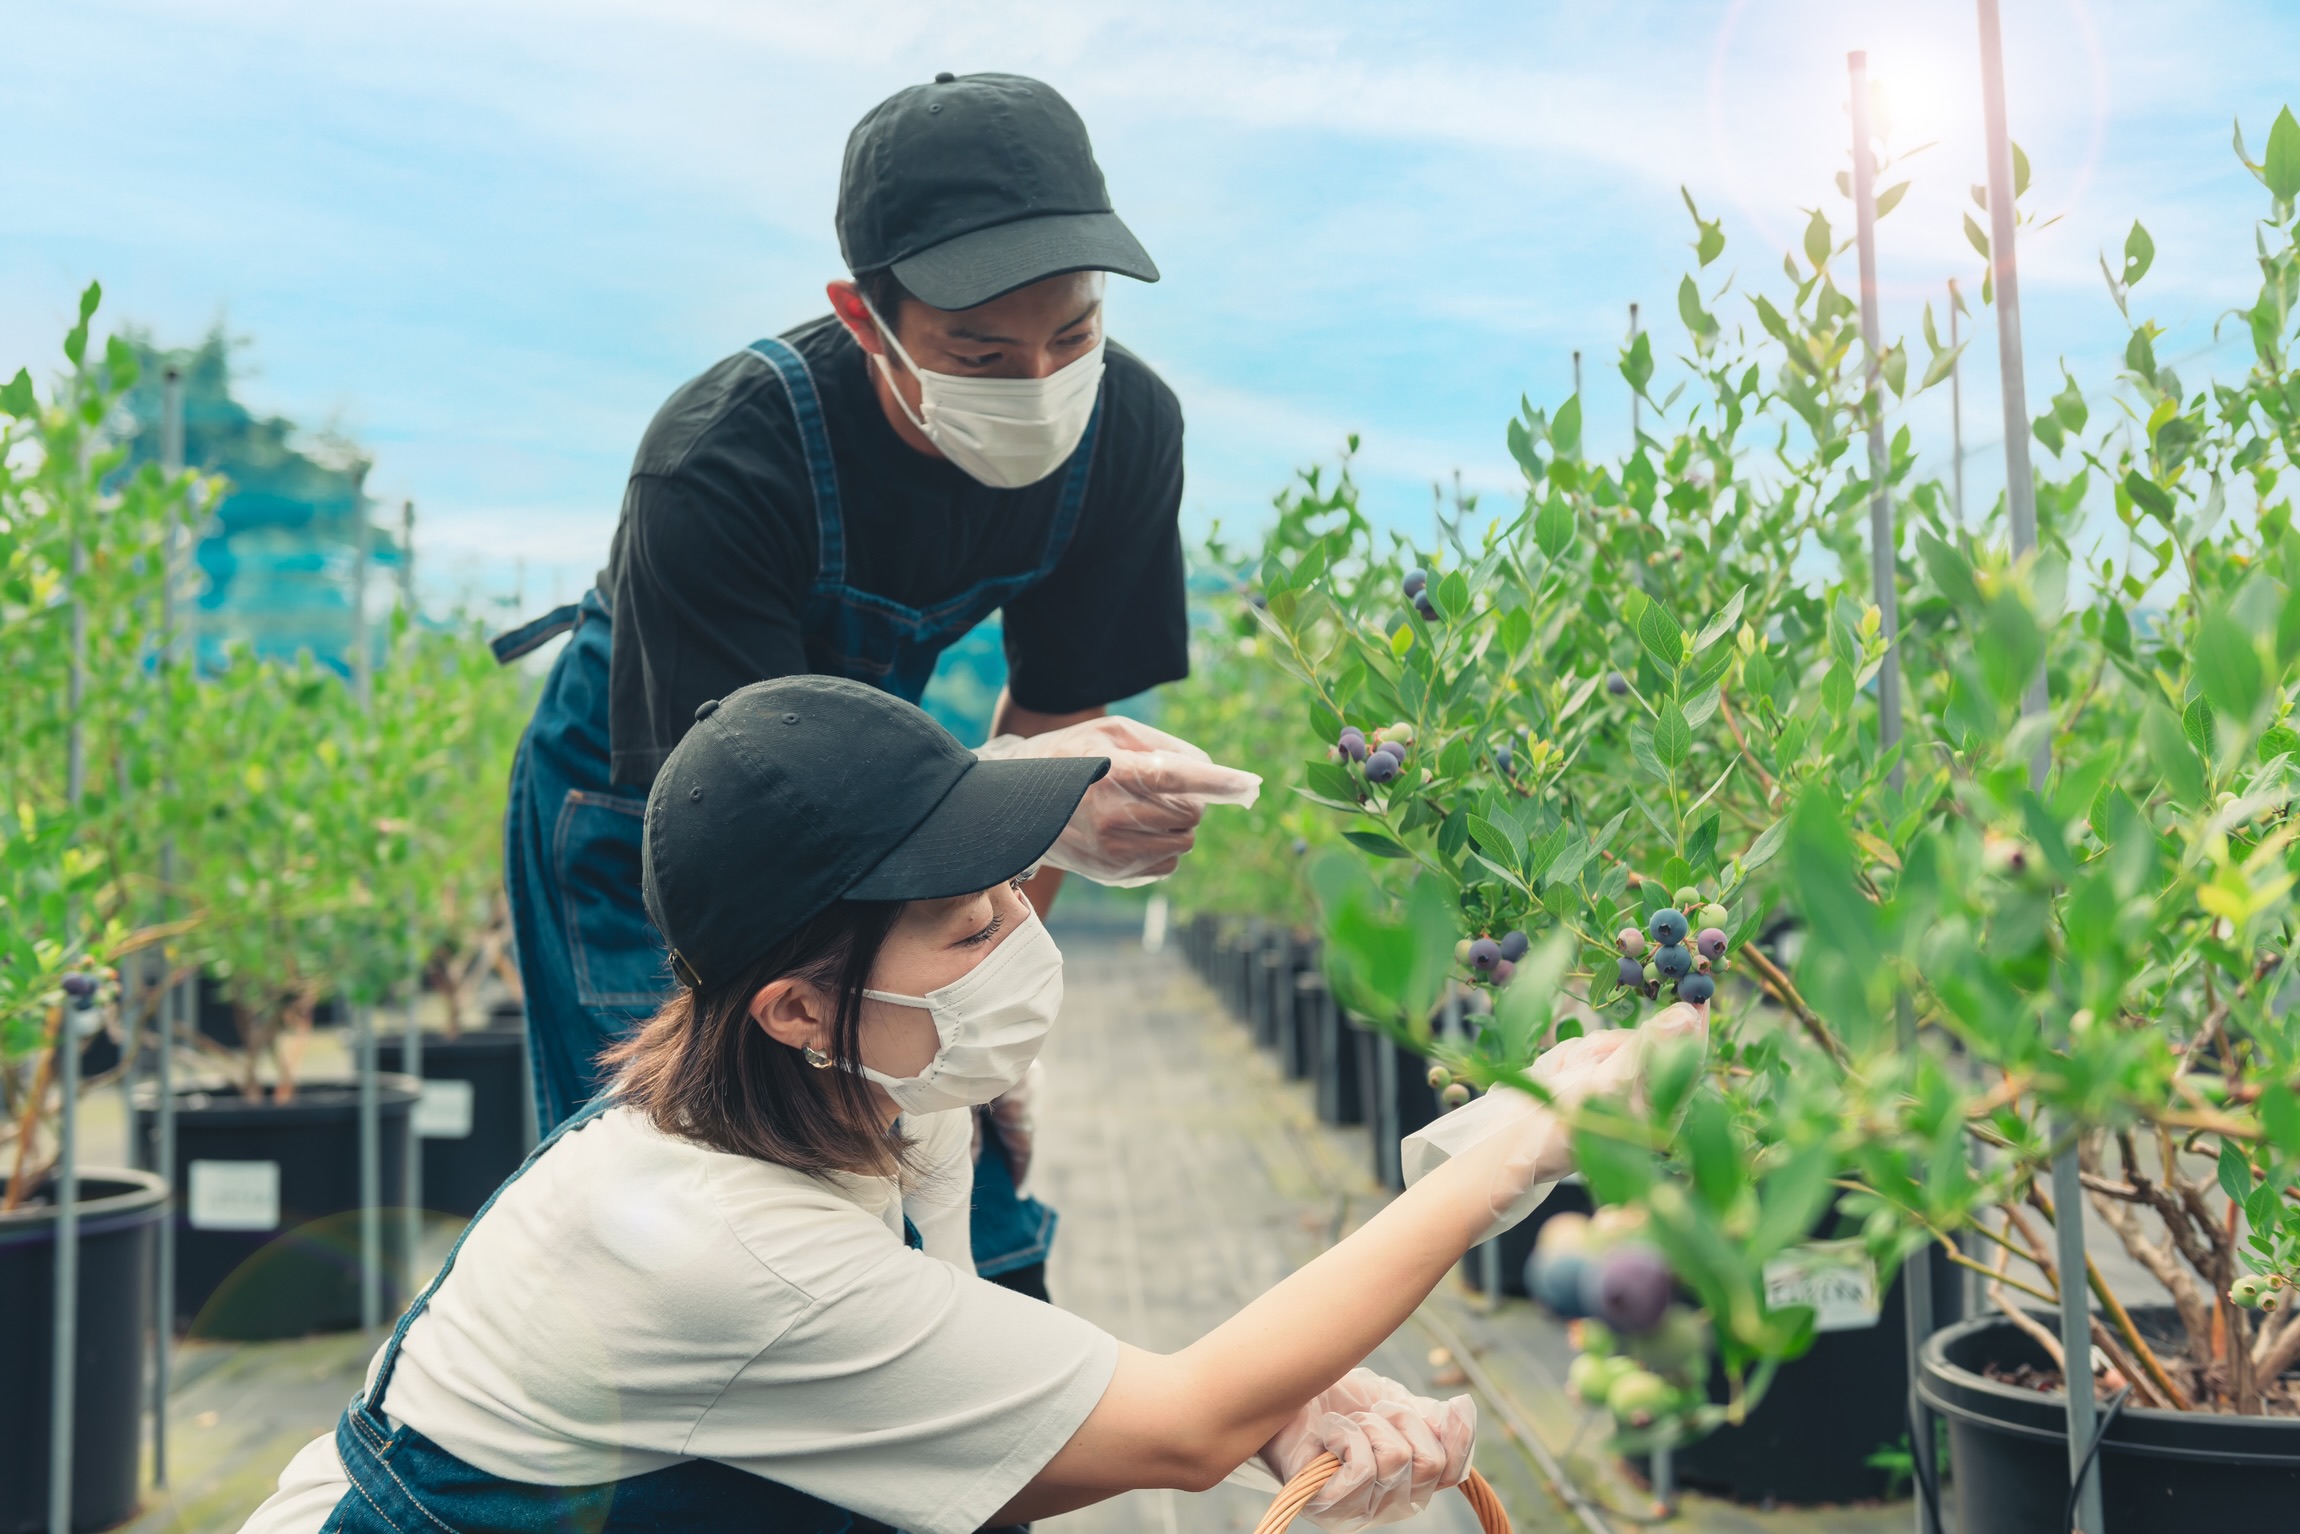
{"left": 862, "top": 296, "right": 1105, "bottom": 489}
{"left": 857, "top": 908, "right": 1063, "bottom": 1115}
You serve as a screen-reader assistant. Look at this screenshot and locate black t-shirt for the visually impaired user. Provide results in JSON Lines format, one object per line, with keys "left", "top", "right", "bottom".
{"left": 600, "top": 316, "right": 1188, "bottom": 787}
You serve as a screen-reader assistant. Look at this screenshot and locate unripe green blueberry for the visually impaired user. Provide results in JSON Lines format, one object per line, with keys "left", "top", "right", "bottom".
{"left": 1606, "top": 1367, "right": 1675, "bottom": 1425}
{"left": 1566, "top": 1352, "right": 1615, "bottom": 1404}
{"left": 2232, "top": 1274, "right": 2265, "bottom": 1307}
{"left": 1441, "top": 1082, "right": 1471, "bottom": 1109}
{"left": 1673, "top": 885, "right": 1702, "bottom": 910}
{"left": 1698, "top": 902, "right": 1730, "bottom": 931}
{"left": 1427, "top": 1065, "right": 1452, "bottom": 1091}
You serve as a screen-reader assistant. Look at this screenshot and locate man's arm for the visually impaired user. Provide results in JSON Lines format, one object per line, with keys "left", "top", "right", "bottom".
{"left": 989, "top": 687, "right": 1105, "bottom": 917}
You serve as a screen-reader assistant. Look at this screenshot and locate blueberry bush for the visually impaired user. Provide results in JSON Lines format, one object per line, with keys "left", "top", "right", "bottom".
{"left": 1190, "top": 107, "right": 2300, "bottom": 1431}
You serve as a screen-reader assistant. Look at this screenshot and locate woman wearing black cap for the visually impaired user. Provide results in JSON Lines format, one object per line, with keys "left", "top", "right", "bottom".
{"left": 243, "top": 676, "right": 1704, "bottom": 1534}
{"left": 499, "top": 70, "right": 1256, "bottom": 1294}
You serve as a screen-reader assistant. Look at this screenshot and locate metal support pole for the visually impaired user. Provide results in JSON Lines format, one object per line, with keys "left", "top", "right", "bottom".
{"left": 1626, "top": 304, "right": 1642, "bottom": 442}
{"left": 1572, "top": 350, "right": 1582, "bottom": 403}
{"left": 51, "top": 449, "right": 92, "bottom": 1534}
{"left": 1975, "top": 6, "right": 2097, "bottom": 1531}
{"left": 1947, "top": 281, "right": 1967, "bottom": 527}
{"left": 1848, "top": 54, "right": 1937, "bottom": 1532}
{"left": 351, "top": 511, "right": 381, "bottom": 1329}
{"left": 397, "top": 502, "right": 421, "bottom": 1283}
{"left": 152, "top": 364, "right": 186, "bottom": 1487}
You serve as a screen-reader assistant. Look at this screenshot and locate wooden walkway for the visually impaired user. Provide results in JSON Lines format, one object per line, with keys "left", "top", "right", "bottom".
{"left": 108, "top": 933, "right": 1914, "bottom": 1534}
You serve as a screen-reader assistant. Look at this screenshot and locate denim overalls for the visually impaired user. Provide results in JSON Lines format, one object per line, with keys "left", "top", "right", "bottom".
{"left": 500, "top": 335, "right": 1098, "bottom": 1277}
{"left": 325, "top": 1096, "right": 912, "bottom": 1534}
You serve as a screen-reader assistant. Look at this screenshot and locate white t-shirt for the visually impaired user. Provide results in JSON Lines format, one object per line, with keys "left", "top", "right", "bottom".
{"left": 239, "top": 1105, "right": 1117, "bottom": 1534}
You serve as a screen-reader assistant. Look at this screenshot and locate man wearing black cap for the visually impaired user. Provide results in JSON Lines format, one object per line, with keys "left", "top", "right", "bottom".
{"left": 500, "top": 72, "right": 1249, "bottom": 1299}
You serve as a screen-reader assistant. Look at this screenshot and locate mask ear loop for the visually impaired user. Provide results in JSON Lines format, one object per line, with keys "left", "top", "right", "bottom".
{"left": 854, "top": 289, "right": 933, "bottom": 434}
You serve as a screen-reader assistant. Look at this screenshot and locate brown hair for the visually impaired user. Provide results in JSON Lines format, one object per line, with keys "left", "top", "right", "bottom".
{"left": 603, "top": 898, "right": 913, "bottom": 1178}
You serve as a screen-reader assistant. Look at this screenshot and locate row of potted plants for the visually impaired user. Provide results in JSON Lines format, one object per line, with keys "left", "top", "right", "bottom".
{"left": 0, "top": 288, "right": 530, "bottom": 1531}
{"left": 1161, "top": 104, "right": 2300, "bottom": 1528}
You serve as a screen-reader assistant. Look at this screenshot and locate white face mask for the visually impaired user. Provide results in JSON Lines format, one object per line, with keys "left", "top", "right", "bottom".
{"left": 862, "top": 297, "right": 1105, "bottom": 489}
{"left": 858, "top": 908, "right": 1063, "bottom": 1115}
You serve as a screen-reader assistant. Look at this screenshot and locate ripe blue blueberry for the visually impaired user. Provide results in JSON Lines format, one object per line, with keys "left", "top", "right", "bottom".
{"left": 1467, "top": 938, "right": 1502, "bottom": 971}
{"left": 1414, "top": 595, "right": 1439, "bottom": 622}
{"left": 1365, "top": 749, "right": 1402, "bottom": 784}
{"left": 1585, "top": 1246, "right": 1674, "bottom": 1335}
{"left": 1403, "top": 568, "right": 1429, "bottom": 598}
{"left": 1615, "top": 955, "right": 1644, "bottom": 991}
{"left": 1676, "top": 973, "right": 1716, "bottom": 1004}
{"left": 1606, "top": 672, "right": 1630, "bottom": 696}
{"left": 1654, "top": 943, "right": 1692, "bottom": 980}
{"left": 1533, "top": 1251, "right": 1595, "bottom": 1319}
{"left": 1499, "top": 929, "right": 1530, "bottom": 962}
{"left": 1648, "top": 909, "right": 1689, "bottom": 946}
{"left": 1496, "top": 743, "right": 1514, "bottom": 777}
{"left": 1337, "top": 729, "right": 1368, "bottom": 762}
{"left": 1695, "top": 927, "right": 1728, "bottom": 960}
{"left": 60, "top": 973, "right": 99, "bottom": 1000}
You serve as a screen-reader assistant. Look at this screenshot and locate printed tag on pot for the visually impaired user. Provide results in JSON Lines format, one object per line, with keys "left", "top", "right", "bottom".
{"left": 189, "top": 1159, "right": 280, "bottom": 1232}
{"left": 415, "top": 1079, "right": 475, "bottom": 1139}
{"left": 1762, "top": 1240, "right": 1880, "bottom": 1332}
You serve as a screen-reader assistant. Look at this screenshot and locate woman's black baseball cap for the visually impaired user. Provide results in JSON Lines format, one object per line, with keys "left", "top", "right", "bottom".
{"left": 642, "top": 675, "right": 1107, "bottom": 991}
{"left": 837, "top": 72, "right": 1160, "bottom": 311}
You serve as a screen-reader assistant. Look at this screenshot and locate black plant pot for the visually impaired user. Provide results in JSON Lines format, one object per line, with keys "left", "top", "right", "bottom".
{"left": 376, "top": 1031, "right": 531, "bottom": 1218}
{"left": 1650, "top": 1242, "right": 1964, "bottom": 1505}
{"left": 0, "top": 1169, "right": 167, "bottom": 1534}
{"left": 134, "top": 1079, "right": 418, "bottom": 1338}
{"left": 1920, "top": 1310, "right": 2300, "bottom": 1532}
{"left": 1310, "top": 980, "right": 1364, "bottom": 1126}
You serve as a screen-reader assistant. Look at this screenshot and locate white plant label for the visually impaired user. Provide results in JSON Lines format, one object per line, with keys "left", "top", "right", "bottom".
{"left": 414, "top": 1079, "right": 475, "bottom": 1139}
{"left": 1762, "top": 1240, "right": 1880, "bottom": 1333}
{"left": 189, "top": 1159, "right": 281, "bottom": 1232}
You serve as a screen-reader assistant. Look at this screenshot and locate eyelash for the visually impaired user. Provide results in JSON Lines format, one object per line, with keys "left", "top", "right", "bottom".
{"left": 952, "top": 332, "right": 1093, "bottom": 369}
{"left": 958, "top": 912, "right": 1005, "bottom": 948}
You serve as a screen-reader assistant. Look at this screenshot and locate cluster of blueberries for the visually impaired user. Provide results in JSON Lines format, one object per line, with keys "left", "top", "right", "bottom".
{"left": 1460, "top": 927, "right": 1530, "bottom": 987}
{"left": 60, "top": 972, "right": 101, "bottom": 1007}
{"left": 1529, "top": 1211, "right": 1708, "bottom": 1430}
{"left": 2232, "top": 1272, "right": 2291, "bottom": 1313}
{"left": 1332, "top": 722, "right": 1414, "bottom": 785}
{"left": 1614, "top": 893, "right": 1729, "bottom": 1006}
{"left": 1403, "top": 568, "right": 1438, "bottom": 624}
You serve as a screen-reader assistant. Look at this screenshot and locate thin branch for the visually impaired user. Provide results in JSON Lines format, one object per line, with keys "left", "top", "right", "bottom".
{"left": 1736, "top": 943, "right": 1849, "bottom": 1065}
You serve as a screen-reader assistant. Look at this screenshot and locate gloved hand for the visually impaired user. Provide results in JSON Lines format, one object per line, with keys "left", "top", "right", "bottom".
{"left": 1402, "top": 1000, "right": 1709, "bottom": 1242}
{"left": 1257, "top": 1368, "right": 1476, "bottom": 1533}
{"left": 976, "top": 717, "right": 1260, "bottom": 887}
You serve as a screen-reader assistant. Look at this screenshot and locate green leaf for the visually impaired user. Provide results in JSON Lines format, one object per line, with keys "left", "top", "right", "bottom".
{"left": 1963, "top": 212, "right": 1991, "bottom": 260}
{"left": 1621, "top": 331, "right": 1654, "bottom": 401}
{"left": 2196, "top": 608, "right": 2267, "bottom": 720}
{"left": 1654, "top": 702, "right": 1692, "bottom": 770}
{"left": 1437, "top": 569, "right": 1470, "bottom": 622}
{"left": 1304, "top": 760, "right": 1360, "bottom": 803}
{"left": 2122, "top": 470, "right": 2176, "bottom": 526}
{"left": 2012, "top": 140, "right": 2032, "bottom": 199}
{"left": 1309, "top": 698, "right": 1343, "bottom": 744}
{"left": 1534, "top": 494, "right": 1576, "bottom": 560}
{"left": 2261, "top": 1084, "right": 2300, "bottom": 1156}
{"left": 2122, "top": 220, "right": 2155, "bottom": 288}
{"left": 1740, "top": 818, "right": 1788, "bottom": 874}
{"left": 1571, "top": 1122, "right": 1656, "bottom": 1206}
{"left": 1916, "top": 529, "right": 1981, "bottom": 611}
{"left": 2259, "top": 724, "right": 2300, "bottom": 764}
{"left": 0, "top": 368, "right": 33, "bottom": 419}
{"left": 1637, "top": 602, "right": 1685, "bottom": 670}
{"left": 2219, "top": 1139, "right": 2253, "bottom": 1207}
{"left": 1874, "top": 180, "right": 1909, "bottom": 219}
{"left": 1551, "top": 394, "right": 1582, "bottom": 457}
{"left": 1466, "top": 813, "right": 1526, "bottom": 869}
{"left": 2184, "top": 695, "right": 2217, "bottom": 762}
{"left": 1802, "top": 207, "right": 1833, "bottom": 269}
{"left": 1683, "top": 1094, "right": 1743, "bottom": 1213}
{"left": 2143, "top": 705, "right": 2208, "bottom": 807}
{"left": 1506, "top": 417, "right": 1541, "bottom": 482}
{"left": 1343, "top": 828, "right": 1411, "bottom": 859}
{"left": 2266, "top": 105, "right": 2300, "bottom": 203}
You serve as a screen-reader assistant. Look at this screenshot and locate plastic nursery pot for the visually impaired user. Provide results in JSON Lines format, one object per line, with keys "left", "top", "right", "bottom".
{"left": 1362, "top": 1035, "right": 1442, "bottom": 1192}
{"left": 1307, "top": 976, "right": 1364, "bottom": 1126}
{"left": 377, "top": 1031, "right": 531, "bottom": 1219}
{"left": 0, "top": 1169, "right": 167, "bottom": 1534}
{"left": 1920, "top": 1309, "right": 2300, "bottom": 1532}
{"left": 134, "top": 1078, "right": 419, "bottom": 1339}
{"left": 1640, "top": 1242, "right": 1963, "bottom": 1505}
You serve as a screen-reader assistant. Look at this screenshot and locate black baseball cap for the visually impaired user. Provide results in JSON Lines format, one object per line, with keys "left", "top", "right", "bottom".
{"left": 837, "top": 71, "right": 1160, "bottom": 312}
{"left": 642, "top": 675, "right": 1107, "bottom": 991}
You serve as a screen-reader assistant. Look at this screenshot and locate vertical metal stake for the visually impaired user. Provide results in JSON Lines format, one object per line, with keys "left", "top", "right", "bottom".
{"left": 1627, "top": 304, "right": 1642, "bottom": 442}
{"left": 358, "top": 1004, "right": 380, "bottom": 1330}
{"left": 1947, "top": 280, "right": 1967, "bottom": 527}
{"left": 51, "top": 448, "right": 92, "bottom": 1534}
{"left": 152, "top": 363, "right": 186, "bottom": 1488}
{"left": 1975, "top": 4, "right": 2096, "bottom": 1529}
{"left": 398, "top": 501, "right": 422, "bottom": 1292}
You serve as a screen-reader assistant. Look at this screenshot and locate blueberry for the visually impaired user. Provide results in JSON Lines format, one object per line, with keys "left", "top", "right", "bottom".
{"left": 1364, "top": 749, "right": 1402, "bottom": 784}
{"left": 1337, "top": 731, "right": 1369, "bottom": 763}
{"left": 1468, "top": 937, "right": 1502, "bottom": 971}
{"left": 1441, "top": 1082, "right": 1471, "bottom": 1109}
{"left": 1605, "top": 1367, "right": 1674, "bottom": 1425}
{"left": 1615, "top": 956, "right": 1644, "bottom": 991}
{"left": 1533, "top": 1251, "right": 1595, "bottom": 1318}
{"left": 1607, "top": 672, "right": 1630, "bottom": 696}
{"left": 1648, "top": 909, "right": 1689, "bottom": 946}
{"left": 1585, "top": 1246, "right": 1674, "bottom": 1335}
{"left": 1654, "top": 944, "right": 1692, "bottom": 980}
{"left": 1491, "top": 958, "right": 1516, "bottom": 986}
{"left": 1291, "top": 838, "right": 1309, "bottom": 856}
{"left": 1404, "top": 568, "right": 1429, "bottom": 598}
{"left": 1414, "top": 595, "right": 1439, "bottom": 622}
{"left": 1496, "top": 743, "right": 1514, "bottom": 776}
{"left": 1676, "top": 972, "right": 1715, "bottom": 1004}
{"left": 1427, "top": 1065, "right": 1453, "bottom": 1090}
{"left": 1616, "top": 927, "right": 1647, "bottom": 957}
{"left": 1695, "top": 927, "right": 1727, "bottom": 960}
{"left": 1698, "top": 902, "right": 1730, "bottom": 930}
{"left": 60, "top": 973, "right": 99, "bottom": 1000}
{"left": 1673, "top": 885, "right": 1702, "bottom": 910}
{"left": 1500, "top": 929, "right": 1530, "bottom": 962}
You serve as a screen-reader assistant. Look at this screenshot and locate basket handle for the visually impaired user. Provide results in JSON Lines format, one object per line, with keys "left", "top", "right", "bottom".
{"left": 1253, "top": 1452, "right": 1509, "bottom": 1534}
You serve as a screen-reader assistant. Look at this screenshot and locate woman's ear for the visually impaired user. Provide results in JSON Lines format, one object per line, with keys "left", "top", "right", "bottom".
{"left": 749, "top": 977, "right": 833, "bottom": 1057}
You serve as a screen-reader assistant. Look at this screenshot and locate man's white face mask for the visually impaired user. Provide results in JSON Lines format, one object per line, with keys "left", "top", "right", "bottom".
{"left": 861, "top": 295, "right": 1105, "bottom": 489}
{"left": 857, "top": 907, "right": 1063, "bottom": 1115}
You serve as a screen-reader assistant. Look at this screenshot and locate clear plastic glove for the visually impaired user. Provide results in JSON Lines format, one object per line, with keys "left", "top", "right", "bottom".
{"left": 1401, "top": 1000, "right": 1709, "bottom": 1244}
{"left": 1248, "top": 1368, "right": 1476, "bottom": 1533}
{"left": 976, "top": 717, "right": 1260, "bottom": 886}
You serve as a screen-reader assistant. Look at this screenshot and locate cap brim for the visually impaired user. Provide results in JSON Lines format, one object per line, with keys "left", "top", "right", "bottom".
{"left": 844, "top": 755, "right": 1109, "bottom": 902}
{"left": 889, "top": 210, "right": 1160, "bottom": 311}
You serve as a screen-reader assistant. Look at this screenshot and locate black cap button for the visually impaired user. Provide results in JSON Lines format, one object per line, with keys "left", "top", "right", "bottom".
{"left": 782, "top": 712, "right": 801, "bottom": 725}
{"left": 694, "top": 698, "right": 719, "bottom": 721}
{"left": 934, "top": 71, "right": 955, "bottom": 83}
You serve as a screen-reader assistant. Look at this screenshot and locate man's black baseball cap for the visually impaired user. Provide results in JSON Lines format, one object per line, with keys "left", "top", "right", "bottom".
{"left": 642, "top": 675, "right": 1107, "bottom": 991}
{"left": 838, "top": 71, "right": 1160, "bottom": 312}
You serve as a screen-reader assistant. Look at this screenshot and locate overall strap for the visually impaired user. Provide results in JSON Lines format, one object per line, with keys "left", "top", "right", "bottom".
{"left": 748, "top": 337, "right": 847, "bottom": 585}
{"left": 363, "top": 1093, "right": 621, "bottom": 1409}
{"left": 489, "top": 603, "right": 582, "bottom": 666}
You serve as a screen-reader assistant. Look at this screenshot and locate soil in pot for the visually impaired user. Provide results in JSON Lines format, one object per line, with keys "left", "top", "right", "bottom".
{"left": 0, "top": 1169, "right": 167, "bottom": 1534}
{"left": 376, "top": 1032, "right": 530, "bottom": 1218}
{"left": 134, "top": 1079, "right": 418, "bottom": 1339}
{"left": 1920, "top": 1309, "right": 2300, "bottom": 1533}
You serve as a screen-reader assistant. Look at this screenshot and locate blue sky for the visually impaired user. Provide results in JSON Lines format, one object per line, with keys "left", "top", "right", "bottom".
{"left": 5, "top": 0, "right": 2296, "bottom": 619}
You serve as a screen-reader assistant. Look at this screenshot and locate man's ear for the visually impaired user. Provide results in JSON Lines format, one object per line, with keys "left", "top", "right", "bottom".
{"left": 749, "top": 976, "right": 833, "bottom": 1056}
{"left": 825, "top": 279, "right": 885, "bottom": 356}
